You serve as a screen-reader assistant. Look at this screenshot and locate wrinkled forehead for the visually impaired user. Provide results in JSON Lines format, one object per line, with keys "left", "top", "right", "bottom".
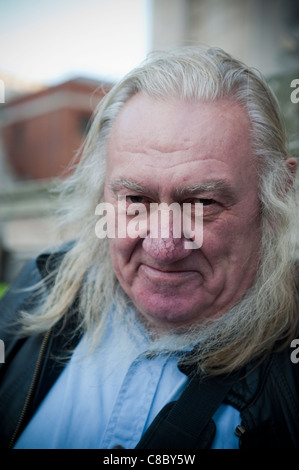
{"left": 108, "top": 92, "right": 251, "bottom": 140}
{"left": 106, "top": 93, "right": 254, "bottom": 173}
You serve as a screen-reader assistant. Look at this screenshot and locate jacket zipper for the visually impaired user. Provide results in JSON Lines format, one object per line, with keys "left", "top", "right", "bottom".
{"left": 8, "top": 328, "right": 52, "bottom": 449}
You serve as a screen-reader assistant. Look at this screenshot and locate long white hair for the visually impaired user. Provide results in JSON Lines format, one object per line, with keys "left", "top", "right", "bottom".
{"left": 19, "top": 45, "right": 299, "bottom": 375}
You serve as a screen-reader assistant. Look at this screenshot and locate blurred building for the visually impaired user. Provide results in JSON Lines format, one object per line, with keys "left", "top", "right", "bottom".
{"left": 1, "top": 77, "right": 111, "bottom": 181}
{"left": 151, "top": 0, "right": 299, "bottom": 77}
{"left": 151, "top": 0, "right": 299, "bottom": 157}
{"left": 0, "top": 77, "right": 113, "bottom": 283}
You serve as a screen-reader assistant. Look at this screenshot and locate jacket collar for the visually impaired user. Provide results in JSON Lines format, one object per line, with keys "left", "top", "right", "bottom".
{"left": 36, "top": 241, "right": 75, "bottom": 283}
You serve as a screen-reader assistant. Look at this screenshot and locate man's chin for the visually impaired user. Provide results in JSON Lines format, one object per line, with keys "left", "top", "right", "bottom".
{"left": 134, "top": 297, "right": 207, "bottom": 333}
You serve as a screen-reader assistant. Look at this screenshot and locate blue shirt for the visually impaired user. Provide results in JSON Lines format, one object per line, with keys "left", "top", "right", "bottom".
{"left": 14, "top": 310, "right": 240, "bottom": 449}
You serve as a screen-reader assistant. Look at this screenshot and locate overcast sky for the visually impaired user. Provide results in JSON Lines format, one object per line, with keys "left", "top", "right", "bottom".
{"left": 0, "top": 0, "right": 151, "bottom": 85}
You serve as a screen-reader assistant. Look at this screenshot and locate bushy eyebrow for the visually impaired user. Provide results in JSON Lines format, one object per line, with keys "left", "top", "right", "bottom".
{"left": 109, "top": 178, "right": 237, "bottom": 203}
{"left": 174, "top": 180, "right": 237, "bottom": 203}
{"left": 109, "top": 179, "right": 146, "bottom": 194}
{"left": 109, "top": 178, "right": 161, "bottom": 200}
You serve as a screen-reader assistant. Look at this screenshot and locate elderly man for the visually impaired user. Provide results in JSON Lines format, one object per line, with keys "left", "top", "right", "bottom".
{"left": 0, "top": 46, "right": 299, "bottom": 449}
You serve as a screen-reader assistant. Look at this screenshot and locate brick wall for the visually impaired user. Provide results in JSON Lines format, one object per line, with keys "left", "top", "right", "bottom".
{"left": 0, "top": 77, "right": 113, "bottom": 180}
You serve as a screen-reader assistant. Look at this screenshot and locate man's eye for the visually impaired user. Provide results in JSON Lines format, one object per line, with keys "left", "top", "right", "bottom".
{"left": 186, "top": 198, "right": 215, "bottom": 206}
{"left": 199, "top": 198, "right": 215, "bottom": 206}
{"left": 127, "top": 195, "right": 146, "bottom": 204}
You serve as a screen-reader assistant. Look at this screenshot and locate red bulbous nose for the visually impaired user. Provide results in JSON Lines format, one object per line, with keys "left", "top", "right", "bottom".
{"left": 142, "top": 231, "right": 193, "bottom": 263}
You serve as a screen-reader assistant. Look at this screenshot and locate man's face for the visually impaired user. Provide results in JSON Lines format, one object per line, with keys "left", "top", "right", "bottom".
{"left": 104, "top": 94, "right": 261, "bottom": 332}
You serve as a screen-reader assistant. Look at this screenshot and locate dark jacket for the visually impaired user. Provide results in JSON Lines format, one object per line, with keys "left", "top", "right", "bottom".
{"left": 0, "top": 248, "right": 299, "bottom": 449}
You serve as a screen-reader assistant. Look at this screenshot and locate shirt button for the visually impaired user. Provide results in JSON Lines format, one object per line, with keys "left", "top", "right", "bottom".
{"left": 113, "top": 445, "right": 125, "bottom": 449}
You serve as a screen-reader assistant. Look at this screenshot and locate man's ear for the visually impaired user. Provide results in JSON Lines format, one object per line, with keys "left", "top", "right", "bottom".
{"left": 286, "top": 157, "right": 297, "bottom": 190}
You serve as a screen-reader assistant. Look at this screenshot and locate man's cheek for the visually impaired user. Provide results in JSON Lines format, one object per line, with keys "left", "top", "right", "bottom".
{"left": 109, "top": 236, "right": 136, "bottom": 266}
{"left": 201, "top": 226, "right": 231, "bottom": 253}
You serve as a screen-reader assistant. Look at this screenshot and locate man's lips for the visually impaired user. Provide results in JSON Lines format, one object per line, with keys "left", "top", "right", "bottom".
{"left": 140, "top": 264, "right": 199, "bottom": 283}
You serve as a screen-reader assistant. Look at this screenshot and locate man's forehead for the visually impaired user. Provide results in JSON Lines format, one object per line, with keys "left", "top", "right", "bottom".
{"left": 107, "top": 94, "right": 252, "bottom": 155}
{"left": 110, "top": 93, "right": 250, "bottom": 129}
{"left": 105, "top": 94, "right": 255, "bottom": 193}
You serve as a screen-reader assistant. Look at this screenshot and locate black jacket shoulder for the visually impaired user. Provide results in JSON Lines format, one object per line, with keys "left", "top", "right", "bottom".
{"left": 0, "top": 244, "right": 77, "bottom": 449}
